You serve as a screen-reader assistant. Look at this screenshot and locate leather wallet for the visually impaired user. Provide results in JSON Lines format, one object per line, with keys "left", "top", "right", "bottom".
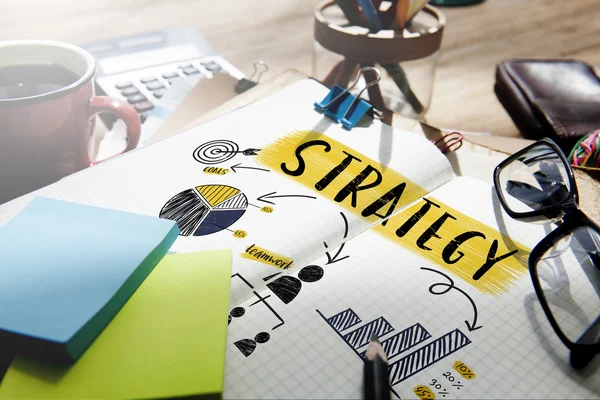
{"left": 495, "top": 59, "right": 600, "bottom": 153}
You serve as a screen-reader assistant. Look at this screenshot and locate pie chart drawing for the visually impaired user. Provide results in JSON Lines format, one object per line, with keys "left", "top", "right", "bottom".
{"left": 159, "top": 185, "right": 248, "bottom": 236}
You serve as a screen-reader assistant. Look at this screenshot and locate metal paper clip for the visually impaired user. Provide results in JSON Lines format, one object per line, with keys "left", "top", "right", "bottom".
{"left": 314, "top": 66, "right": 382, "bottom": 129}
{"left": 235, "top": 60, "right": 269, "bottom": 93}
{"left": 432, "top": 131, "right": 464, "bottom": 153}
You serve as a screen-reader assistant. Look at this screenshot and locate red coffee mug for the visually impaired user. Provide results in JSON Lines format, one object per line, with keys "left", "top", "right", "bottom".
{"left": 0, "top": 40, "right": 141, "bottom": 204}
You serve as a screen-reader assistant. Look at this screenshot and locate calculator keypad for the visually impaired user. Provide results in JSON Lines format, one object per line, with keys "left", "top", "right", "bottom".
{"left": 120, "top": 86, "right": 140, "bottom": 96}
{"left": 134, "top": 101, "right": 154, "bottom": 112}
{"left": 145, "top": 81, "right": 165, "bottom": 91}
{"left": 105, "top": 58, "right": 235, "bottom": 124}
{"left": 140, "top": 76, "right": 158, "bottom": 83}
{"left": 152, "top": 89, "right": 166, "bottom": 99}
{"left": 115, "top": 80, "right": 133, "bottom": 89}
{"left": 126, "top": 94, "right": 147, "bottom": 104}
{"left": 182, "top": 66, "right": 200, "bottom": 75}
{"left": 202, "top": 61, "right": 221, "bottom": 72}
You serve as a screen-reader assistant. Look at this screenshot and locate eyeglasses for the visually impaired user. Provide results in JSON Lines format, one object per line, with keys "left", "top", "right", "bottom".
{"left": 493, "top": 138, "right": 600, "bottom": 369}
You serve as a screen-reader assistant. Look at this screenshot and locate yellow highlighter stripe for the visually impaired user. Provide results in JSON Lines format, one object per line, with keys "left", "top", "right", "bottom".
{"left": 257, "top": 130, "right": 530, "bottom": 295}
{"left": 256, "top": 130, "right": 429, "bottom": 226}
{"left": 242, "top": 244, "right": 294, "bottom": 270}
{"left": 372, "top": 197, "right": 530, "bottom": 296}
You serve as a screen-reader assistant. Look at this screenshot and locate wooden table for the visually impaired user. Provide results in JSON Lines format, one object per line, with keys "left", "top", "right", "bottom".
{"left": 2, "top": 0, "right": 599, "bottom": 137}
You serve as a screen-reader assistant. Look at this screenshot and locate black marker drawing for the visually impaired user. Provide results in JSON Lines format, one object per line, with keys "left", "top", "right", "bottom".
{"left": 358, "top": 323, "right": 431, "bottom": 359}
{"left": 249, "top": 294, "right": 271, "bottom": 307}
{"left": 228, "top": 306, "right": 245, "bottom": 326}
{"left": 298, "top": 265, "right": 324, "bottom": 282}
{"left": 160, "top": 185, "right": 247, "bottom": 236}
{"left": 231, "top": 273, "right": 254, "bottom": 289}
{"left": 231, "top": 273, "right": 283, "bottom": 327}
{"left": 317, "top": 307, "right": 472, "bottom": 394}
{"left": 193, "top": 140, "right": 261, "bottom": 165}
{"left": 233, "top": 339, "right": 256, "bottom": 357}
{"left": 256, "top": 191, "right": 317, "bottom": 205}
{"left": 387, "top": 329, "right": 471, "bottom": 385}
{"left": 230, "top": 307, "right": 246, "bottom": 318}
{"left": 234, "top": 331, "right": 271, "bottom": 358}
{"left": 324, "top": 212, "right": 350, "bottom": 265}
{"left": 262, "top": 272, "right": 282, "bottom": 282}
{"left": 232, "top": 291, "right": 283, "bottom": 357}
{"left": 267, "top": 276, "right": 301, "bottom": 304}
{"left": 421, "top": 267, "right": 483, "bottom": 332}
{"left": 344, "top": 317, "right": 394, "bottom": 348}
{"left": 267, "top": 265, "right": 324, "bottom": 304}
{"left": 193, "top": 140, "right": 239, "bottom": 164}
{"left": 326, "top": 308, "right": 362, "bottom": 332}
{"left": 255, "top": 332, "right": 270, "bottom": 343}
{"left": 251, "top": 290, "right": 285, "bottom": 330}
{"left": 230, "top": 163, "right": 270, "bottom": 173}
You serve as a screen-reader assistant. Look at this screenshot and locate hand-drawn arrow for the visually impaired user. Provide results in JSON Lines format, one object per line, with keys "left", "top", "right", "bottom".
{"left": 324, "top": 212, "right": 350, "bottom": 265}
{"left": 230, "top": 163, "right": 270, "bottom": 173}
{"left": 256, "top": 191, "right": 317, "bottom": 205}
{"left": 420, "top": 267, "right": 483, "bottom": 332}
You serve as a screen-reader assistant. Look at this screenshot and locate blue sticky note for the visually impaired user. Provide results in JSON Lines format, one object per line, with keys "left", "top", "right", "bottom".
{"left": 0, "top": 197, "right": 179, "bottom": 364}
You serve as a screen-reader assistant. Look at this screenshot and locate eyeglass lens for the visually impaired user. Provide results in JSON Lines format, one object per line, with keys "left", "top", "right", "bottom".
{"left": 498, "top": 143, "right": 571, "bottom": 221}
{"left": 535, "top": 226, "right": 600, "bottom": 346}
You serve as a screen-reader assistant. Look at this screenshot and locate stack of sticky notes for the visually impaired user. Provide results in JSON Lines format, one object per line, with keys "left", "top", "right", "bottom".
{"left": 0, "top": 197, "right": 179, "bottom": 363}
{"left": 0, "top": 250, "right": 232, "bottom": 399}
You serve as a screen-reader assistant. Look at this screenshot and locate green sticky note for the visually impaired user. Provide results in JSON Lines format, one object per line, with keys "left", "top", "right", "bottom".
{"left": 0, "top": 250, "right": 232, "bottom": 399}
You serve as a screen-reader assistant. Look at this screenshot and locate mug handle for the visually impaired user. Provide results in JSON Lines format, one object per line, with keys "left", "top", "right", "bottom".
{"left": 88, "top": 96, "right": 141, "bottom": 165}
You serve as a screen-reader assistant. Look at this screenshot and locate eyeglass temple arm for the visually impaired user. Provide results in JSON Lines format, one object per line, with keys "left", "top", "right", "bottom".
{"left": 574, "top": 314, "right": 600, "bottom": 347}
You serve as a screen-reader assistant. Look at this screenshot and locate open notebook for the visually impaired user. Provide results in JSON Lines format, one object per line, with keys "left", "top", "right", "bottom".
{"left": 0, "top": 79, "right": 598, "bottom": 398}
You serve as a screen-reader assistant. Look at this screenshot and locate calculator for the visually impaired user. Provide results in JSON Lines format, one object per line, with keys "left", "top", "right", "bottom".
{"left": 83, "top": 27, "right": 245, "bottom": 124}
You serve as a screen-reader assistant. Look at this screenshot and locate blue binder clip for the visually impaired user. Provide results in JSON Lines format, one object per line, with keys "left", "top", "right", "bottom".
{"left": 314, "top": 66, "right": 381, "bottom": 130}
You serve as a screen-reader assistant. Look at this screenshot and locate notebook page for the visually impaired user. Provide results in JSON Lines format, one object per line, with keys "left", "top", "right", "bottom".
{"left": 0, "top": 79, "right": 452, "bottom": 306}
{"left": 224, "top": 177, "right": 600, "bottom": 399}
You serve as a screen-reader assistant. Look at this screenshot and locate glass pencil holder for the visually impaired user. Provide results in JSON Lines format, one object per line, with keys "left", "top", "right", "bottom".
{"left": 313, "top": 0, "right": 446, "bottom": 120}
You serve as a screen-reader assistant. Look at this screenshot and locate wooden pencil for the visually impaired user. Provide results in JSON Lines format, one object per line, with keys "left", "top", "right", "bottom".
{"left": 393, "top": 0, "right": 410, "bottom": 30}
{"left": 363, "top": 333, "right": 391, "bottom": 400}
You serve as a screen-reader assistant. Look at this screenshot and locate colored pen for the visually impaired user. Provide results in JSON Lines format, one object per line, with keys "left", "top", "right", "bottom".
{"left": 335, "top": 0, "right": 366, "bottom": 26}
{"left": 357, "top": 0, "right": 385, "bottom": 32}
{"left": 393, "top": 0, "right": 410, "bottom": 30}
{"left": 364, "top": 333, "right": 390, "bottom": 400}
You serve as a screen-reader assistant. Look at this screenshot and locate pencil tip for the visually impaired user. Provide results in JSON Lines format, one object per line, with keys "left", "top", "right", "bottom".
{"left": 370, "top": 333, "right": 379, "bottom": 342}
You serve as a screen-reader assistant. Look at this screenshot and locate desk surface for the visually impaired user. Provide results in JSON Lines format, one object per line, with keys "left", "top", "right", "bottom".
{"left": 1, "top": 0, "right": 599, "bottom": 136}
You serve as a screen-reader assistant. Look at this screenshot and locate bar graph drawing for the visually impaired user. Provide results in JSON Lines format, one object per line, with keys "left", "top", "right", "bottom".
{"left": 316, "top": 308, "right": 472, "bottom": 392}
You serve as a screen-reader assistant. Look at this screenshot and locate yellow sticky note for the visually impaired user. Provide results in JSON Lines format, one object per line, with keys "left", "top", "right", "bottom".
{"left": 0, "top": 250, "right": 232, "bottom": 399}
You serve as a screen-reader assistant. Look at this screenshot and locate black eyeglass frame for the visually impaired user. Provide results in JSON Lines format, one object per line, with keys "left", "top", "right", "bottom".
{"left": 493, "top": 138, "right": 600, "bottom": 359}
{"left": 493, "top": 138, "right": 579, "bottom": 223}
{"left": 528, "top": 209, "right": 600, "bottom": 356}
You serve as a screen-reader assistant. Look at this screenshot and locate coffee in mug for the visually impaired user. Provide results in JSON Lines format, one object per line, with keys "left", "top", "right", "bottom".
{"left": 0, "top": 41, "right": 141, "bottom": 204}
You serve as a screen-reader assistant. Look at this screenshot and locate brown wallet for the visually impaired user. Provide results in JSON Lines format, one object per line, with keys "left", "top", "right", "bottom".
{"left": 495, "top": 59, "right": 600, "bottom": 153}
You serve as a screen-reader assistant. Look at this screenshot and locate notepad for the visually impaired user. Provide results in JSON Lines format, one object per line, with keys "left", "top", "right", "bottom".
{"left": 0, "top": 250, "right": 232, "bottom": 399}
{"left": 1, "top": 79, "right": 598, "bottom": 398}
{"left": 0, "top": 197, "right": 179, "bottom": 363}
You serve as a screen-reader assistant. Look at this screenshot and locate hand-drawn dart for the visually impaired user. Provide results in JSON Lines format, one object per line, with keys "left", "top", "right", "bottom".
{"left": 216, "top": 148, "right": 261, "bottom": 156}
{"left": 193, "top": 140, "right": 261, "bottom": 165}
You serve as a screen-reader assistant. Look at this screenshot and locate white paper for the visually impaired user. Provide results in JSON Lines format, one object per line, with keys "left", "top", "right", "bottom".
{"left": 224, "top": 177, "right": 600, "bottom": 399}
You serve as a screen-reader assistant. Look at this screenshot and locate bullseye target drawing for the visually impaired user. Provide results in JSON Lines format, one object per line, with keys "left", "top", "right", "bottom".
{"left": 193, "top": 140, "right": 239, "bottom": 165}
